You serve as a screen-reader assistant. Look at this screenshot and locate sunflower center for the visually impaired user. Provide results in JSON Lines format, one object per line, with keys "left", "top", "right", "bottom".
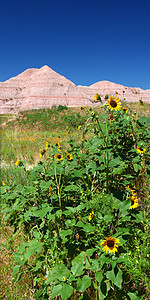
{"left": 131, "top": 199, "right": 135, "bottom": 205}
{"left": 110, "top": 100, "right": 117, "bottom": 108}
{"left": 107, "top": 240, "right": 114, "bottom": 247}
{"left": 138, "top": 147, "right": 143, "bottom": 151}
{"left": 58, "top": 154, "right": 61, "bottom": 159}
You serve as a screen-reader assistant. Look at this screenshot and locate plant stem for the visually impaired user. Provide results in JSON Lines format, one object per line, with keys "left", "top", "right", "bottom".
{"left": 54, "top": 162, "right": 62, "bottom": 208}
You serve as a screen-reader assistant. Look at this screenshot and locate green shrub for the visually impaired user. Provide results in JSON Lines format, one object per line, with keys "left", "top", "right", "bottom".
{"left": 1, "top": 95, "right": 150, "bottom": 299}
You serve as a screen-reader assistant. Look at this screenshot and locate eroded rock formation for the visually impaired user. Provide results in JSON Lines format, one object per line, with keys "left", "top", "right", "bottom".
{"left": 0, "top": 65, "right": 149, "bottom": 113}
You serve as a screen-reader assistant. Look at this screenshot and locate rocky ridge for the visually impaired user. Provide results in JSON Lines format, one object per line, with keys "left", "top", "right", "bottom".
{"left": 0, "top": 65, "right": 150, "bottom": 113}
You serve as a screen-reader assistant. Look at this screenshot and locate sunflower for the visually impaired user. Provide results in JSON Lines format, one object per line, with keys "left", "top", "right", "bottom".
{"left": 89, "top": 211, "right": 94, "bottom": 221}
{"left": 129, "top": 195, "right": 138, "bottom": 210}
{"left": 105, "top": 94, "right": 109, "bottom": 100}
{"left": 15, "top": 159, "right": 20, "bottom": 166}
{"left": 137, "top": 145, "right": 146, "bottom": 154}
{"left": 91, "top": 111, "right": 95, "bottom": 117}
{"left": 66, "top": 153, "right": 73, "bottom": 160}
{"left": 100, "top": 236, "right": 120, "bottom": 254}
{"left": 105, "top": 95, "right": 122, "bottom": 111}
{"left": 62, "top": 277, "right": 66, "bottom": 282}
{"left": 2, "top": 181, "right": 6, "bottom": 186}
{"left": 49, "top": 186, "right": 52, "bottom": 196}
{"left": 55, "top": 153, "right": 63, "bottom": 161}
{"left": 139, "top": 99, "right": 144, "bottom": 106}
{"left": 40, "top": 149, "right": 46, "bottom": 158}
{"left": 55, "top": 142, "right": 60, "bottom": 147}
{"left": 45, "top": 142, "right": 49, "bottom": 149}
{"left": 122, "top": 107, "right": 128, "bottom": 113}
{"left": 94, "top": 93, "right": 101, "bottom": 101}
{"left": 108, "top": 114, "right": 115, "bottom": 122}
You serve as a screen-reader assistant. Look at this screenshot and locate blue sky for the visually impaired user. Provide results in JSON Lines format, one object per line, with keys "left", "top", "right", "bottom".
{"left": 0, "top": 0, "right": 150, "bottom": 89}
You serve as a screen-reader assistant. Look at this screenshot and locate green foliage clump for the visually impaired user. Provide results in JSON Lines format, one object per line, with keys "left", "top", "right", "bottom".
{"left": 1, "top": 96, "right": 150, "bottom": 299}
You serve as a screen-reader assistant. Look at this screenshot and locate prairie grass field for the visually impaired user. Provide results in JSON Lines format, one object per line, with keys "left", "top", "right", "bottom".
{"left": 0, "top": 100, "right": 150, "bottom": 300}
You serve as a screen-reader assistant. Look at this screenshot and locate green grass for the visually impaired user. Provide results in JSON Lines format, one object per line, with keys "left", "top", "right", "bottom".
{"left": 0, "top": 114, "right": 16, "bottom": 125}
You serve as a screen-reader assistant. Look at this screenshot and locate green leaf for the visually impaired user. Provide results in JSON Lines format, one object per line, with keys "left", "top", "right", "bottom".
{"left": 85, "top": 248, "right": 96, "bottom": 257}
{"left": 127, "top": 292, "right": 139, "bottom": 299}
{"left": 99, "top": 281, "right": 107, "bottom": 299}
{"left": 134, "top": 212, "right": 143, "bottom": 223}
{"left": 24, "top": 239, "right": 44, "bottom": 261}
{"left": 106, "top": 267, "right": 122, "bottom": 288}
{"left": 51, "top": 284, "right": 73, "bottom": 300}
{"left": 51, "top": 284, "right": 63, "bottom": 299}
{"left": 109, "top": 157, "right": 122, "bottom": 168}
{"left": 14, "top": 272, "right": 23, "bottom": 282}
{"left": 76, "top": 221, "right": 84, "bottom": 228}
{"left": 91, "top": 259, "right": 100, "bottom": 271}
{"left": 119, "top": 198, "right": 130, "bottom": 213}
{"left": 65, "top": 219, "right": 76, "bottom": 227}
{"left": 71, "top": 253, "right": 85, "bottom": 276}
{"left": 113, "top": 267, "right": 122, "bottom": 288}
{"left": 34, "top": 261, "right": 43, "bottom": 271}
{"left": 59, "top": 285, "right": 74, "bottom": 300}
{"left": 95, "top": 271, "right": 103, "bottom": 284}
{"left": 103, "top": 215, "right": 113, "bottom": 222}
{"left": 34, "top": 207, "right": 49, "bottom": 218}
{"left": 77, "top": 275, "right": 91, "bottom": 292}
{"left": 60, "top": 229, "right": 72, "bottom": 243}
{"left": 133, "top": 163, "right": 140, "bottom": 172}
{"left": 40, "top": 181, "right": 50, "bottom": 190}
{"left": 112, "top": 163, "right": 126, "bottom": 175}
{"left": 12, "top": 265, "right": 21, "bottom": 276}
{"left": 46, "top": 263, "right": 70, "bottom": 284}
{"left": 83, "top": 223, "right": 95, "bottom": 233}
{"left": 73, "top": 170, "right": 82, "bottom": 177}
{"left": 64, "top": 185, "right": 80, "bottom": 191}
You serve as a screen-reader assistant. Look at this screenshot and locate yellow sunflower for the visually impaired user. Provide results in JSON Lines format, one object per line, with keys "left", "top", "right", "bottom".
{"left": 108, "top": 114, "right": 115, "bottom": 122}
{"left": 2, "top": 181, "right": 6, "bottom": 186}
{"left": 89, "top": 211, "right": 94, "bottom": 221}
{"left": 55, "top": 153, "right": 63, "bottom": 161}
{"left": 55, "top": 142, "right": 60, "bottom": 147}
{"left": 100, "top": 236, "right": 120, "bottom": 254}
{"left": 139, "top": 99, "right": 144, "bottom": 106}
{"left": 137, "top": 145, "right": 146, "bottom": 154}
{"left": 66, "top": 153, "right": 73, "bottom": 160}
{"left": 105, "top": 95, "right": 122, "bottom": 111}
{"left": 129, "top": 196, "right": 138, "bottom": 210}
{"left": 40, "top": 149, "right": 46, "bottom": 158}
{"left": 91, "top": 111, "right": 95, "bottom": 117}
{"left": 94, "top": 93, "right": 101, "bottom": 101}
{"left": 15, "top": 159, "right": 20, "bottom": 166}
{"left": 122, "top": 107, "right": 128, "bottom": 113}
{"left": 49, "top": 186, "right": 52, "bottom": 196}
{"left": 45, "top": 142, "right": 49, "bottom": 149}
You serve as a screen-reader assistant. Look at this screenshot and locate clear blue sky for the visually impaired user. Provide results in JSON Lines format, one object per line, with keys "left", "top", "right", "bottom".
{"left": 0, "top": 0, "right": 150, "bottom": 89}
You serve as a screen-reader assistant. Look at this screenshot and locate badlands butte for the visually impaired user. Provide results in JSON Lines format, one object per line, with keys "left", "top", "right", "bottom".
{"left": 0, "top": 65, "right": 150, "bottom": 114}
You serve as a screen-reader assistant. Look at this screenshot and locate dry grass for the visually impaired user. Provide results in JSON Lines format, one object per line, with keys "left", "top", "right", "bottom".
{"left": 0, "top": 221, "right": 35, "bottom": 299}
